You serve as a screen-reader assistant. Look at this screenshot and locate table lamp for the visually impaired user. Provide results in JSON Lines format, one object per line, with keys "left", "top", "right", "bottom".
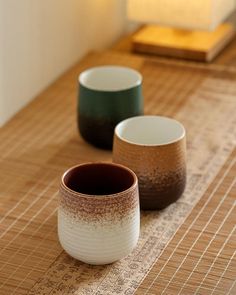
{"left": 127, "top": 0, "right": 236, "bottom": 62}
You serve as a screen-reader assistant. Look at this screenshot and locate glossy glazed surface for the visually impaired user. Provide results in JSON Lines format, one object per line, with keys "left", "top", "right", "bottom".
{"left": 78, "top": 66, "right": 143, "bottom": 149}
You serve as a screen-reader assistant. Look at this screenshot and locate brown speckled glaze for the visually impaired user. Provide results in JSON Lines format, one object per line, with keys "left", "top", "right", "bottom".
{"left": 113, "top": 132, "right": 186, "bottom": 210}
{"left": 58, "top": 162, "right": 140, "bottom": 264}
{"left": 59, "top": 162, "right": 139, "bottom": 223}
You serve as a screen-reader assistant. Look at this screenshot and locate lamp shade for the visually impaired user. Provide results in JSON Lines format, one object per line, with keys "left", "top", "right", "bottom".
{"left": 127, "top": 0, "right": 236, "bottom": 31}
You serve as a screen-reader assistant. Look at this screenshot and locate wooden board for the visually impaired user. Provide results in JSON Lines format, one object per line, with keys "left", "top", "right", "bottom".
{"left": 0, "top": 50, "right": 235, "bottom": 294}
{"left": 132, "top": 24, "right": 235, "bottom": 62}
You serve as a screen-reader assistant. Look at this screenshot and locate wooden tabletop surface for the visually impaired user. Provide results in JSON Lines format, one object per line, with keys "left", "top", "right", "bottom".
{"left": 0, "top": 40, "right": 236, "bottom": 294}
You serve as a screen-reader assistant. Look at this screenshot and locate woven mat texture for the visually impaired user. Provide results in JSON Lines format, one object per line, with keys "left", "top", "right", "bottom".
{"left": 0, "top": 51, "right": 235, "bottom": 295}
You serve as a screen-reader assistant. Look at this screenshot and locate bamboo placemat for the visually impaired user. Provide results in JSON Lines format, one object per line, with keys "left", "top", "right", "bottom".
{"left": 0, "top": 51, "right": 235, "bottom": 295}
{"left": 136, "top": 149, "right": 236, "bottom": 295}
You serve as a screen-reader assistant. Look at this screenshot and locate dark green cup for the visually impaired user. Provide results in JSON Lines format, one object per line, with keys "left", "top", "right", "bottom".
{"left": 78, "top": 66, "right": 143, "bottom": 149}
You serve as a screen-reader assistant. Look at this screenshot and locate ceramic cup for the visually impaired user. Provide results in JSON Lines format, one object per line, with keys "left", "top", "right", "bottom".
{"left": 78, "top": 66, "right": 143, "bottom": 150}
{"left": 113, "top": 115, "right": 186, "bottom": 210}
{"left": 58, "top": 162, "right": 140, "bottom": 265}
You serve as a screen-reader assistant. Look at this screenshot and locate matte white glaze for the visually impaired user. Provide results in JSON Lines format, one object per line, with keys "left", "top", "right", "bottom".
{"left": 58, "top": 207, "right": 140, "bottom": 265}
{"left": 79, "top": 66, "right": 142, "bottom": 91}
{"left": 115, "top": 115, "right": 185, "bottom": 146}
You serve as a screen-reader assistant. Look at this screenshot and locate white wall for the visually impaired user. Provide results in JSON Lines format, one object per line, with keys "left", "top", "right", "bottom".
{"left": 0, "top": 0, "right": 127, "bottom": 126}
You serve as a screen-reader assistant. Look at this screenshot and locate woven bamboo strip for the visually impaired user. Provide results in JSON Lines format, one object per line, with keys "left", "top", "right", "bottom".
{"left": 136, "top": 150, "right": 236, "bottom": 295}
{"left": 0, "top": 50, "right": 235, "bottom": 295}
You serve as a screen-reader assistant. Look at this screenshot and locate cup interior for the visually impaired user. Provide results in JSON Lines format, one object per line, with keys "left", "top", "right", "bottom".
{"left": 79, "top": 66, "right": 142, "bottom": 91}
{"left": 62, "top": 163, "right": 136, "bottom": 196}
{"left": 115, "top": 116, "right": 185, "bottom": 146}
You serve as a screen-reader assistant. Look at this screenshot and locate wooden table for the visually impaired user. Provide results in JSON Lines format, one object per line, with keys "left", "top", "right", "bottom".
{"left": 0, "top": 44, "right": 235, "bottom": 294}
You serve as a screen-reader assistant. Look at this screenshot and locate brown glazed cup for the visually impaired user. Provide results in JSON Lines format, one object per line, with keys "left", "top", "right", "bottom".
{"left": 58, "top": 162, "right": 140, "bottom": 265}
{"left": 113, "top": 116, "right": 186, "bottom": 210}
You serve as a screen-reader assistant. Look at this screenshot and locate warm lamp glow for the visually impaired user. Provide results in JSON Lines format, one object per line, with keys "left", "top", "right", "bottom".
{"left": 127, "top": 0, "right": 236, "bottom": 62}
{"left": 127, "top": 0, "right": 236, "bottom": 31}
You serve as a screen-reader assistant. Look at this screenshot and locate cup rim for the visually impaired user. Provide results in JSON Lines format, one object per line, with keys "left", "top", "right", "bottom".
{"left": 114, "top": 115, "right": 186, "bottom": 147}
{"left": 60, "top": 162, "right": 138, "bottom": 199}
{"left": 78, "top": 65, "right": 142, "bottom": 92}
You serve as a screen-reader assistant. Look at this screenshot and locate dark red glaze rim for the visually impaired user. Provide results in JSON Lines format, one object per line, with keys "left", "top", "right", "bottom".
{"left": 60, "top": 162, "right": 138, "bottom": 199}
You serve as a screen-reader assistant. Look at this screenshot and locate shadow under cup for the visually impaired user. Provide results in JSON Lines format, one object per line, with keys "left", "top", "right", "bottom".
{"left": 113, "top": 116, "right": 187, "bottom": 210}
{"left": 58, "top": 162, "right": 140, "bottom": 265}
{"left": 78, "top": 66, "right": 143, "bottom": 149}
